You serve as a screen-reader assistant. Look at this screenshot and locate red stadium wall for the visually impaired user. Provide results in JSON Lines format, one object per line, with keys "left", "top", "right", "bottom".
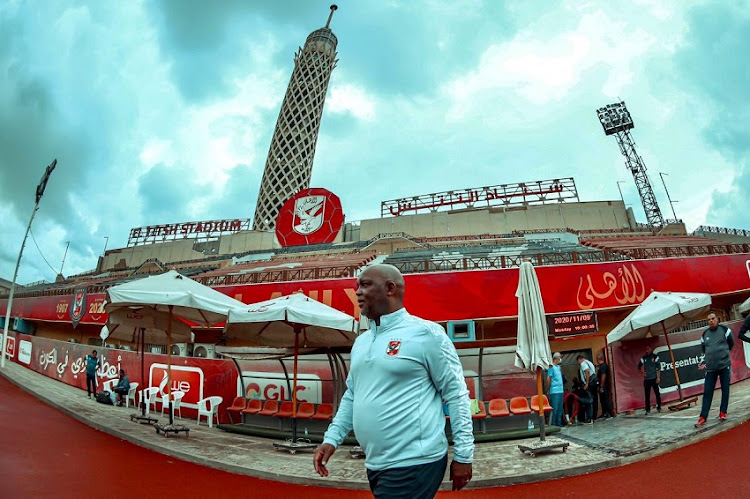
{"left": 3, "top": 254, "right": 750, "bottom": 324}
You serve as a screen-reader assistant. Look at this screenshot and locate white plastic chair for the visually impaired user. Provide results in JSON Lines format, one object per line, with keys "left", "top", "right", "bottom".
{"left": 197, "top": 396, "right": 223, "bottom": 428}
{"left": 126, "top": 382, "right": 139, "bottom": 408}
{"left": 161, "top": 391, "right": 185, "bottom": 420}
{"left": 140, "top": 387, "right": 160, "bottom": 415}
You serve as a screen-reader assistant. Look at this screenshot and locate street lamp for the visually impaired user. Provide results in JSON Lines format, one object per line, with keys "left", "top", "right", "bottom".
{"left": 102, "top": 236, "right": 109, "bottom": 255}
{"left": 659, "top": 172, "right": 679, "bottom": 221}
{"left": 2, "top": 159, "right": 57, "bottom": 368}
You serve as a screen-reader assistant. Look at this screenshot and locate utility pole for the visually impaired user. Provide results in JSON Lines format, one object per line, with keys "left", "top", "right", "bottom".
{"left": 659, "top": 172, "right": 679, "bottom": 221}
{"left": 2, "top": 159, "right": 57, "bottom": 368}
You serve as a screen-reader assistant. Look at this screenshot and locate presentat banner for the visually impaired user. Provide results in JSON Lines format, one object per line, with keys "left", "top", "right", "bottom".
{"left": 3, "top": 254, "right": 750, "bottom": 324}
{"left": 610, "top": 320, "right": 750, "bottom": 412}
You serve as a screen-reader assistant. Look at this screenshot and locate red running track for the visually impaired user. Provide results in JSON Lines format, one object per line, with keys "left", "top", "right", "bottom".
{"left": 1, "top": 375, "right": 748, "bottom": 498}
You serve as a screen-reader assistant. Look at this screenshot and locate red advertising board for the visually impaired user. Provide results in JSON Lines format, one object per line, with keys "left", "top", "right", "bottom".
{"left": 3, "top": 254, "right": 750, "bottom": 324}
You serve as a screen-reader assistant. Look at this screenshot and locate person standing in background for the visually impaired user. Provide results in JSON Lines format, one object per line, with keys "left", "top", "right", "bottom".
{"left": 637, "top": 345, "right": 661, "bottom": 414}
{"left": 577, "top": 355, "right": 599, "bottom": 420}
{"left": 84, "top": 350, "right": 100, "bottom": 399}
{"left": 695, "top": 312, "right": 735, "bottom": 427}
{"left": 546, "top": 352, "right": 565, "bottom": 427}
{"left": 596, "top": 353, "right": 613, "bottom": 418}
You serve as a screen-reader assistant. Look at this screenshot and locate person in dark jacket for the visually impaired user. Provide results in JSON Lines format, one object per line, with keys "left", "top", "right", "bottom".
{"left": 114, "top": 369, "right": 131, "bottom": 407}
{"left": 695, "top": 312, "right": 735, "bottom": 427}
{"left": 596, "top": 353, "right": 613, "bottom": 418}
{"left": 84, "top": 350, "right": 100, "bottom": 399}
{"left": 737, "top": 310, "right": 750, "bottom": 344}
{"left": 637, "top": 345, "right": 661, "bottom": 414}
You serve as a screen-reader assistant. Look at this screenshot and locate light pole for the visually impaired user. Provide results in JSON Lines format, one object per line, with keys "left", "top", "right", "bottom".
{"left": 2, "top": 159, "right": 57, "bottom": 368}
{"left": 659, "top": 172, "right": 678, "bottom": 221}
{"left": 616, "top": 181, "right": 626, "bottom": 204}
{"left": 102, "top": 236, "right": 109, "bottom": 255}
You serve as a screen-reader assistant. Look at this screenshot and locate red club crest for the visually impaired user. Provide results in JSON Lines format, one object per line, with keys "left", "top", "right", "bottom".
{"left": 70, "top": 288, "right": 87, "bottom": 328}
{"left": 386, "top": 340, "right": 401, "bottom": 356}
{"left": 275, "top": 188, "right": 344, "bottom": 247}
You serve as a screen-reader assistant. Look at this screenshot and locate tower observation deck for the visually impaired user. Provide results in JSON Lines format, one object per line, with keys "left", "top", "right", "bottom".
{"left": 253, "top": 5, "right": 339, "bottom": 231}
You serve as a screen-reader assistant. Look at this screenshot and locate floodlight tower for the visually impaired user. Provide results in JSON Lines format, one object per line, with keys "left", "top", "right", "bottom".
{"left": 252, "top": 5, "right": 339, "bottom": 231}
{"left": 596, "top": 101, "right": 665, "bottom": 227}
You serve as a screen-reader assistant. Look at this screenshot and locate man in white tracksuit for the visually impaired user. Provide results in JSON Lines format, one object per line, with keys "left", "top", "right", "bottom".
{"left": 314, "top": 264, "right": 474, "bottom": 497}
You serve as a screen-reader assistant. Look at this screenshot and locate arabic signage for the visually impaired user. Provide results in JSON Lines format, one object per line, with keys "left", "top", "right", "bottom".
{"left": 381, "top": 177, "right": 578, "bottom": 217}
{"left": 3, "top": 255, "right": 750, "bottom": 324}
{"left": 547, "top": 312, "right": 598, "bottom": 336}
{"left": 16, "top": 334, "right": 240, "bottom": 423}
{"left": 275, "top": 188, "right": 344, "bottom": 247}
{"left": 127, "top": 218, "right": 252, "bottom": 246}
{"left": 609, "top": 322, "right": 750, "bottom": 412}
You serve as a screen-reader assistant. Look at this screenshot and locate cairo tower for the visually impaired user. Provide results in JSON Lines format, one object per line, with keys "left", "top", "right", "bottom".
{"left": 252, "top": 5, "right": 339, "bottom": 231}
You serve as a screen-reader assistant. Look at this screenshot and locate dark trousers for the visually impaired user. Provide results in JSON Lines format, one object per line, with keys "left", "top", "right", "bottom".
{"left": 86, "top": 374, "right": 97, "bottom": 397}
{"left": 367, "top": 454, "right": 447, "bottom": 499}
{"left": 700, "top": 366, "right": 731, "bottom": 418}
{"left": 644, "top": 378, "right": 661, "bottom": 411}
{"left": 599, "top": 387, "right": 613, "bottom": 417}
{"left": 114, "top": 387, "right": 128, "bottom": 403}
{"left": 589, "top": 384, "right": 599, "bottom": 419}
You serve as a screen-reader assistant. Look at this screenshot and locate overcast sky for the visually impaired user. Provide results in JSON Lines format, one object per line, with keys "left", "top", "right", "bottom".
{"left": 1, "top": 0, "right": 748, "bottom": 285}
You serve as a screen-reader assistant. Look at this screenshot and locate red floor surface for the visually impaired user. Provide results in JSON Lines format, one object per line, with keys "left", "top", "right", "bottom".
{"left": 1, "top": 375, "right": 748, "bottom": 498}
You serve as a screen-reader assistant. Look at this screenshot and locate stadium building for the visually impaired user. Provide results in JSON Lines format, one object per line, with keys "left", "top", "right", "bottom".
{"left": 2, "top": 6, "right": 750, "bottom": 424}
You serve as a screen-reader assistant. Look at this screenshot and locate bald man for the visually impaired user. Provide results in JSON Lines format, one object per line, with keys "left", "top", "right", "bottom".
{"left": 314, "top": 264, "right": 474, "bottom": 497}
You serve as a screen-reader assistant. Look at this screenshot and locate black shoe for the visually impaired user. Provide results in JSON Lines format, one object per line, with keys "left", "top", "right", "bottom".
{"left": 657, "top": 407, "right": 662, "bottom": 413}
{"left": 645, "top": 411, "right": 650, "bottom": 415}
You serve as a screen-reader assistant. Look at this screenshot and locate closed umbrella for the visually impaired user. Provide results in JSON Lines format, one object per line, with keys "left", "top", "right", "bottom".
{"left": 514, "top": 261, "right": 553, "bottom": 441}
{"left": 607, "top": 291, "right": 711, "bottom": 404}
{"left": 223, "top": 293, "right": 357, "bottom": 451}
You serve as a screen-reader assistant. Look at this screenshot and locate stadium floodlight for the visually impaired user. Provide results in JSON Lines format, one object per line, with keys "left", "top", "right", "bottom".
{"left": 2, "top": 159, "right": 57, "bottom": 368}
{"left": 596, "top": 102, "right": 634, "bottom": 136}
{"left": 596, "top": 102, "right": 665, "bottom": 227}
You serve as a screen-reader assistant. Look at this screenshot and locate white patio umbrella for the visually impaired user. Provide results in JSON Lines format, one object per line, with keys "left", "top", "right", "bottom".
{"left": 607, "top": 291, "right": 711, "bottom": 401}
{"left": 514, "top": 261, "right": 553, "bottom": 440}
{"left": 105, "top": 270, "right": 245, "bottom": 425}
{"left": 223, "top": 293, "right": 357, "bottom": 444}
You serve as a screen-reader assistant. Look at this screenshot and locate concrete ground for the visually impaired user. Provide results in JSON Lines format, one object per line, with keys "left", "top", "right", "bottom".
{"left": 2, "top": 361, "right": 748, "bottom": 491}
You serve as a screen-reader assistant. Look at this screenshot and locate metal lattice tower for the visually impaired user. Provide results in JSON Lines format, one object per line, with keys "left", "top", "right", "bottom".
{"left": 253, "top": 5, "right": 339, "bottom": 231}
{"left": 596, "top": 101, "right": 665, "bottom": 227}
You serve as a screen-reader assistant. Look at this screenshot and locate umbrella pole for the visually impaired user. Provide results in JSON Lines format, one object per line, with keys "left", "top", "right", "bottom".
{"left": 661, "top": 322, "right": 684, "bottom": 401}
{"left": 167, "top": 305, "right": 174, "bottom": 425}
{"left": 140, "top": 328, "right": 146, "bottom": 417}
{"left": 536, "top": 367, "right": 546, "bottom": 441}
{"left": 291, "top": 328, "right": 300, "bottom": 443}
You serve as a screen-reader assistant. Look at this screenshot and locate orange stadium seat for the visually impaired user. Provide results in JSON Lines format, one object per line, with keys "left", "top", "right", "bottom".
{"left": 296, "top": 402, "right": 315, "bottom": 419}
{"left": 488, "top": 399, "right": 510, "bottom": 417}
{"left": 472, "top": 400, "right": 487, "bottom": 419}
{"left": 312, "top": 403, "right": 334, "bottom": 421}
{"left": 530, "top": 395, "right": 553, "bottom": 413}
{"left": 241, "top": 398, "right": 263, "bottom": 415}
{"left": 226, "top": 397, "right": 248, "bottom": 424}
{"left": 258, "top": 400, "right": 280, "bottom": 417}
{"left": 275, "top": 401, "right": 295, "bottom": 418}
{"left": 510, "top": 397, "right": 532, "bottom": 415}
